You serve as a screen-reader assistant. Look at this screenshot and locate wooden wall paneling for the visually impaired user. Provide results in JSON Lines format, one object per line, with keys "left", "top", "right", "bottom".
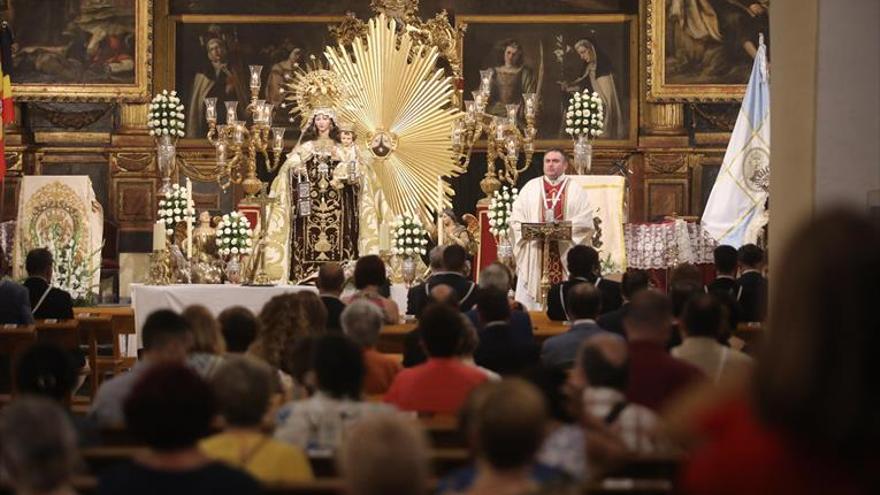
{"left": 0, "top": 176, "right": 21, "bottom": 222}
{"left": 690, "top": 152, "right": 723, "bottom": 218}
{"left": 114, "top": 179, "right": 157, "bottom": 225}
{"left": 646, "top": 179, "right": 687, "bottom": 220}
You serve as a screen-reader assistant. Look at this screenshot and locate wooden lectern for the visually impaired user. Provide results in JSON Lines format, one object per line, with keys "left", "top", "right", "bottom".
{"left": 521, "top": 221, "right": 572, "bottom": 306}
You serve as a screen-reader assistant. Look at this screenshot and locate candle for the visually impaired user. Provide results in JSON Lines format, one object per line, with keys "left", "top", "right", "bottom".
{"left": 204, "top": 97, "right": 217, "bottom": 124}
{"left": 225, "top": 101, "right": 238, "bottom": 124}
{"left": 254, "top": 100, "right": 266, "bottom": 123}
{"left": 262, "top": 103, "right": 275, "bottom": 124}
{"left": 233, "top": 124, "right": 244, "bottom": 145}
{"left": 249, "top": 65, "right": 263, "bottom": 91}
{"left": 272, "top": 127, "right": 286, "bottom": 150}
{"left": 495, "top": 118, "right": 506, "bottom": 140}
{"left": 437, "top": 178, "right": 445, "bottom": 245}
{"left": 217, "top": 142, "right": 227, "bottom": 164}
{"left": 185, "top": 178, "right": 193, "bottom": 259}
{"left": 506, "top": 103, "right": 520, "bottom": 126}
{"left": 152, "top": 220, "right": 166, "bottom": 251}
{"left": 464, "top": 100, "right": 476, "bottom": 124}
{"left": 523, "top": 93, "right": 537, "bottom": 118}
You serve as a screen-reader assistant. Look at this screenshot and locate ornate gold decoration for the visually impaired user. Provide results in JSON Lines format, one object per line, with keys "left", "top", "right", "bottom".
{"left": 645, "top": 103, "right": 686, "bottom": 135}
{"left": 120, "top": 103, "right": 150, "bottom": 131}
{"left": 177, "top": 151, "right": 221, "bottom": 183}
{"left": 325, "top": 13, "right": 463, "bottom": 221}
{"left": 30, "top": 103, "right": 111, "bottom": 129}
{"left": 281, "top": 60, "right": 349, "bottom": 125}
{"left": 328, "top": 12, "right": 369, "bottom": 46}
{"left": 454, "top": 69, "right": 539, "bottom": 200}
{"left": 148, "top": 250, "right": 173, "bottom": 285}
{"left": 111, "top": 152, "right": 155, "bottom": 173}
{"left": 3, "top": 152, "right": 23, "bottom": 172}
{"left": 689, "top": 104, "right": 737, "bottom": 132}
{"left": 646, "top": 153, "right": 689, "bottom": 175}
{"left": 646, "top": 0, "right": 748, "bottom": 102}
{"left": 404, "top": 11, "right": 465, "bottom": 78}
{"left": 12, "top": 0, "right": 153, "bottom": 102}
{"left": 371, "top": 0, "right": 420, "bottom": 22}
{"left": 204, "top": 66, "right": 286, "bottom": 198}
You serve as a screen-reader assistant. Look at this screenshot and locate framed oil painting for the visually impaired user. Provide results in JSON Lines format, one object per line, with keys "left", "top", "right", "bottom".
{"left": 3, "top": 0, "right": 152, "bottom": 101}
{"left": 171, "top": 17, "right": 344, "bottom": 141}
{"left": 457, "top": 14, "right": 637, "bottom": 147}
{"left": 170, "top": 0, "right": 369, "bottom": 16}
{"left": 647, "top": 0, "right": 770, "bottom": 101}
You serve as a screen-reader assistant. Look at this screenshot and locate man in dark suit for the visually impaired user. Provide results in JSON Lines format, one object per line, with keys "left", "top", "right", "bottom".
{"left": 542, "top": 282, "right": 619, "bottom": 369}
{"left": 546, "top": 245, "right": 622, "bottom": 321}
{"left": 23, "top": 248, "right": 73, "bottom": 321}
{"left": 466, "top": 263, "right": 534, "bottom": 346}
{"left": 597, "top": 269, "right": 651, "bottom": 338}
{"left": 706, "top": 245, "right": 742, "bottom": 332}
{"left": 707, "top": 245, "right": 740, "bottom": 296}
{"left": 737, "top": 244, "right": 768, "bottom": 322}
{"left": 406, "top": 246, "right": 445, "bottom": 317}
{"left": 408, "top": 244, "right": 478, "bottom": 317}
{"left": 317, "top": 262, "right": 347, "bottom": 332}
{"left": 473, "top": 288, "right": 538, "bottom": 376}
{"left": 0, "top": 245, "right": 34, "bottom": 325}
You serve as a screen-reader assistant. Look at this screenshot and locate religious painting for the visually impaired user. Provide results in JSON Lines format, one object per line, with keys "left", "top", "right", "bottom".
{"left": 458, "top": 14, "right": 637, "bottom": 146}
{"left": 647, "top": 0, "right": 770, "bottom": 101}
{"left": 173, "top": 19, "right": 342, "bottom": 141}
{"left": 3, "top": 0, "right": 152, "bottom": 101}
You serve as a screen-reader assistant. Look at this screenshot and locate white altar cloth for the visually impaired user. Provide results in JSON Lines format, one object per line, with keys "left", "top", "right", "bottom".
{"left": 130, "top": 283, "right": 317, "bottom": 356}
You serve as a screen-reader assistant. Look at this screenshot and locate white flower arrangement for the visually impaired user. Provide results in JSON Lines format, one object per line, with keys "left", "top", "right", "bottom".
{"left": 148, "top": 89, "right": 186, "bottom": 138}
{"left": 391, "top": 213, "right": 428, "bottom": 257}
{"left": 564, "top": 89, "right": 605, "bottom": 139}
{"left": 43, "top": 227, "right": 100, "bottom": 304}
{"left": 487, "top": 185, "right": 518, "bottom": 238}
{"left": 215, "top": 211, "right": 254, "bottom": 257}
{"left": 157, "top": 183, "right": 195, "bottom": 236}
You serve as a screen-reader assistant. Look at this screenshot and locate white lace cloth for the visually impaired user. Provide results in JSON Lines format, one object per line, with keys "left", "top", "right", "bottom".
{"left": 624, "top": 219, "right": 717, "bottom": 269}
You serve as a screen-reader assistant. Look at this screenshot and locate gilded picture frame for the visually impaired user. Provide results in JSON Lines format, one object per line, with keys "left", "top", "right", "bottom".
{"left": 646, "top": 0, "right": 769, "bottom": 101}
{"left": 8, "top": 0, "right": 153, "bottom": 102}
{"left": 456, "top": 14, "right": 638, "bottom": 148}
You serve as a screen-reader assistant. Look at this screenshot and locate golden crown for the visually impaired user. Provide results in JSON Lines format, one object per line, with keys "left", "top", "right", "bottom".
{"left": 280, "top": 57, "right": 348, "bottom": 128}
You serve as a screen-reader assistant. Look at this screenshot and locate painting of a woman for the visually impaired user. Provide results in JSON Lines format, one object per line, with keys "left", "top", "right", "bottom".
{"left": 486, "top": 39, "right": 538, "bottom": 118}
{"left": 557, "top": 38, "right": 624, "bottom": 139}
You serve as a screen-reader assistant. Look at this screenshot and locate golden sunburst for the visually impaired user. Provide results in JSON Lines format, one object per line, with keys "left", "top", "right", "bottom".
{"left": 325, "top": 13, "right": 463, "bottom": 221}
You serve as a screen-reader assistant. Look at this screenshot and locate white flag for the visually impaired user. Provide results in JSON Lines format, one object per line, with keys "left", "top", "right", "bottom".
{"left": 701, "top": 36, "right": 770, "bottom": 248}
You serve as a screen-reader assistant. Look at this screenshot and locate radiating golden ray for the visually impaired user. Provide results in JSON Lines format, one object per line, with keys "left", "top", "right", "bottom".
{"left": 325, "top": 14, "right": 462, "bottom": 220}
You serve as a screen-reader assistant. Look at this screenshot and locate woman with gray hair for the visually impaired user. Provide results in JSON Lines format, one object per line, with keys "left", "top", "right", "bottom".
{"left": 342, "top": 300, "right": 402, "bottom": 395}
{"left": 0, "top": 397, "right": 79, "bottom": 495}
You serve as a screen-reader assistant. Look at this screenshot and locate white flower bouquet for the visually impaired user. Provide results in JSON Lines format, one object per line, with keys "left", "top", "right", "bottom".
{"left": 487, "top": 185, "right": 518, "bottom": 238}
{"left": 157, "top": 183, "right": 195, "bottom": 236}
{"left": 215, "top": 211, "right": 254, "bottom": 257}
{"left": 391, "top": 213, "right": 428, "bottom": 257}
{"left": 43, "top": 226, "right": 100, "bottom": 304}
{"left": 564, "top": 89, "right": 605, "bottom": 139}
{"left": 148, "top": 89, "right": 186, "bottom": 138}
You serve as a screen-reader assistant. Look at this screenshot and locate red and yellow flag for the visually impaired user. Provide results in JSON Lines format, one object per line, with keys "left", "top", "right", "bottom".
{"left": 0, "top": 21, "right": 14, "bottom": 183}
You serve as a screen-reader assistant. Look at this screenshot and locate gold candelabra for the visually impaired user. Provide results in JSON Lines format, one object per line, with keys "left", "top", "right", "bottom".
{"left": 452, "top": 69, "right": 539, "bottom": 200}
{"left": 204, "top": 65, "right": 287, "bottom": 199}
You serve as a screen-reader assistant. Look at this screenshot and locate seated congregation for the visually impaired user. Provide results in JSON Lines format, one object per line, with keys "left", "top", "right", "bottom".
{"left": 0, "top": 209, "right": 877, "bottom": 495}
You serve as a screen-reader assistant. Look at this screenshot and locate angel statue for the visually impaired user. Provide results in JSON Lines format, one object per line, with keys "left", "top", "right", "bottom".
{"left": 425, "top": 208, "right": 479, "bottom": 258}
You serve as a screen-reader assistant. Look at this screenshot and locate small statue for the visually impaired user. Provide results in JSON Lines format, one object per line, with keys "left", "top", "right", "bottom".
{"left": 192, "top": 210, "right": 218, "bottom": 259}
{"left": 427, "top": 208, "right": 479, "bottom": 257}
{"left": 331, "top": 121, "right": 361, "bottom": 190}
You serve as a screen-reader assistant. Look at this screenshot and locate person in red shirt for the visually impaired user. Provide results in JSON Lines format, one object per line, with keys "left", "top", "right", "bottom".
{"left": 384, "top": 304, "right": 488, "bottom": 415}
{"left": 679, "top": 209, "right": 880, "bottom": 494}
{"left": 623, "top": 290, "right": 704, "bottom": 411}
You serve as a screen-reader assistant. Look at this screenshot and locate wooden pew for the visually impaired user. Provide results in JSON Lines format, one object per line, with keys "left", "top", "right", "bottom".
{"left": 0, "top": 324, "right": 36, "bottom": 397}
{"left": 377, "top": 311, "right": 569, "bottom": 354}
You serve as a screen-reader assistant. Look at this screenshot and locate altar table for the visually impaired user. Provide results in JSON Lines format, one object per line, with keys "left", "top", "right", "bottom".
{"left": 130, "top": 284, "right": 317, "bottom": 356}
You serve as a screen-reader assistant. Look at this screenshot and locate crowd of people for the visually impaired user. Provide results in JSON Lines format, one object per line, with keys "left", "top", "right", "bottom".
{"left": 0, "top": 208, "right": 877, "bottom": 494}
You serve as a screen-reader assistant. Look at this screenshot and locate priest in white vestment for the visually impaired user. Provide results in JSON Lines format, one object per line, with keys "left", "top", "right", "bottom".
{"left": 510, "top": 149, "right": 595, "bottom": 310}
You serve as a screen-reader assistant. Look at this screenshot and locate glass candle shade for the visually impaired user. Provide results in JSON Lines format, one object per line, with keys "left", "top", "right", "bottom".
{"left": 204, "top": 97, "right": 217, "bottom": 124}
